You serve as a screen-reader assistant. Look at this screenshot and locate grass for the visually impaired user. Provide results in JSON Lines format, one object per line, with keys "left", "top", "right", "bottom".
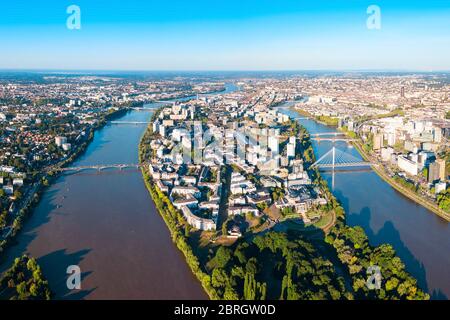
{"left": 312, "top": 210, "right": 334, "bottom": 229}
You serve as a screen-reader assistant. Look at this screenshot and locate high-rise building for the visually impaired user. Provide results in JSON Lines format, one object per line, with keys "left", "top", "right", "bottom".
{"left": 433, "top": 127, "right": 442, "bottom": 143}
{"left": 287, "top": 136, "right": 296, "bottom": 158}
{"left": 387, "top": 133, "right": 396, "bottom": 146}
{"left": 287, "top": 143, "right": 295, "bottom": 158}
{"left": 268, "top": 135, "right": 279, "bottom": 155}
{"left": 428, "top": 160, "right": 446, "bottom": 183}
{"left": 373, "top": 133, "right": 383, "bottom": 151}
{"left": 398, "top": 155, "right": 418, "bottom": 176}
{"left": 436, "top": 159, "right": 446, "bottom": 181}
{"left": 400, "top": 86, "right": 405, "bottom": 98}
{"left": 428, "top": 162, "right": 440, "bottom": 183}
{"left": 289, "top": 136, "right": 296, "bottom": 147}
{"left": 347, "top": 120, "right": 354, "bottom": 132}
{"left": 159, "top": 124, "right": 166, "bottom": 137}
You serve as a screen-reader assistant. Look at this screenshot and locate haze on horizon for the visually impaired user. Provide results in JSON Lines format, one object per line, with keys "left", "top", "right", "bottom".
{"left": 1, "top": 0, "right": 449, "bottom": 71}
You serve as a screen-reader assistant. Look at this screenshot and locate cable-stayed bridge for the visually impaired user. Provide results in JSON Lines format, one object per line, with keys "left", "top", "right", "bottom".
{"left": 311, "top": 146, "right": 373, "bottom": 169}
{"left": 310, "top": 146, "right": 375, "bottom": 189}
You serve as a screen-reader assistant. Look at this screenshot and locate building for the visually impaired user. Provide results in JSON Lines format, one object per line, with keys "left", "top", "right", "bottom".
{"left": 287, "top": 136, "right": 296, "bottom": 158}
{"left": 62, "top": 143, "right": 72, "bottom": 151}
{"left": 436, "top": 159, "right": 447, "bottom": 181}
{"left": 381, "top": 147, "right": 394, "bottom": 162}
{"left": 55, "top": 136, "right": 67, "bottom": 147}
{"left": 398, "top": 155, "right": 418, "bottom": 176}
{"left": 428, "top": 159, "right": 446, "bottom": 183}
{"left": 435, "top": 182, "right": 447, "bottom": 194}
{"left": 159, "top": 124, "right": 166, "bottom": 137}
{"left": 12, "top": 178, "right": 23, "bottom": 186}
{"left": 373, "top": 133, "right": 383, "bottom": 151}
{"left": 268, "top": 135, "right": 279, "bottom": 155}
{"left": 181, "top": 206, "right": 216, "bottom": 231}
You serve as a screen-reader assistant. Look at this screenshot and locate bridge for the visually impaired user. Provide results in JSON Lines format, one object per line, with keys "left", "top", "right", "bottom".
{"left": 311, "top": 146, "right": 373, "bottom": 169}
{"left": 109, "top": 121, "right": 150, "bottom": 125}
{"left": 310, "top": 132, "right": 343, "bottom": 137}
{"left": 311, "top": 137, "right": 358, "bottom": 142}
{"left": 130, "top": 107, "right": 154, "bottom": 111}
{"left": 310, "top": 146, "right": 375, "bottom": 189}
{"left": 153, "top": 100, "right": 177, "bottom": 105}
{"left": 53, "top": 163, "right": 144, "bottom": 172}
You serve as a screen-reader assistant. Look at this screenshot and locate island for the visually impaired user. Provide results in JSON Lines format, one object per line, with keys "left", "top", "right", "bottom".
{"left": 139, "top": 87, "right": 429, "bottom": 300}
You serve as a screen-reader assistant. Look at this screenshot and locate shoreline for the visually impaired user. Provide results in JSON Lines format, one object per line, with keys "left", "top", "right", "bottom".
{"left": 292, "top": 107, "right": 450, "bottom": 222}
{"left": 0, "top": 106, "right": 133, "bottom": 264}
{"left": 138, "top": 106, "right": 213, "bottom": 299}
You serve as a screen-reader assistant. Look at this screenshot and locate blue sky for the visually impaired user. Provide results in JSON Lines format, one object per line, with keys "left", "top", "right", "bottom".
{"left": 1, "top": 0, "right": 449, "bottom": 70}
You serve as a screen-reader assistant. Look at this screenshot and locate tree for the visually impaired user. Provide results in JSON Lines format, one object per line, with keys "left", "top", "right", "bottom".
{"left": 211, "top": 268, "right": 228, "bottom": 288}
{"left": 207, "top": 247, "right": 232, "bottom": 270}
{"left": 13, "top": 190, "right": 22, "bottom": 200}
{"left": 184, "top": 224, "right": 191, "bottom": 237}
{"left": 223, "top": 285, "right": 239, "bottom": 300}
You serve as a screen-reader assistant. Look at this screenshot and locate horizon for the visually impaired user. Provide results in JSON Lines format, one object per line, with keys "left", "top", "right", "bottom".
{"left": 1, "top": 68, "right": 450, "bottom": 74}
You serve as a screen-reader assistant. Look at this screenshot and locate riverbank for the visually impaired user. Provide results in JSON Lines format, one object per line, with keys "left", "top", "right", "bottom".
{"left": 2, "top": 103, "right": 208, "bottom": 299}
{"left": 0, "top": 106, "right": 132, "bottom": 262}
{"left": 293, "top": 106, "right": 450, "bottom": 222}
{"left": 138, "top": 119, "right": 216, "bottom": 299}
{"left": 353, "top": 141, "right": 450, "bottom": 221}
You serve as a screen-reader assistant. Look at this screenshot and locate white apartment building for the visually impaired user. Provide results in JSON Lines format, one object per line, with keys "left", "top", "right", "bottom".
{"left": 398, "top": 155, "right": 418, "bottom": 176}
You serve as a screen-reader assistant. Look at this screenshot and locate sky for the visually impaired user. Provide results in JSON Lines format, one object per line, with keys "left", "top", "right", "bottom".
{"left": 0, "top": 0, "right": 449, "bottom": 71}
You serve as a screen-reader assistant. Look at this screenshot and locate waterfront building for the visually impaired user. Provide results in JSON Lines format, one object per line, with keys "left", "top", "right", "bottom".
{"left": 373, "top": 133, "right": 383, "bottom": 151}
{"left": 436, "top": 159, "right": 447, "bottom": 181}
{"left": 429, "top": 161, "right": 440, "bottom": 183}
{"left": 181, "top": 206, "right": 216, "bottom": 231}
{"left": 381, "top": 147, "right": 394, "bottom": 162}
{"left": 435, "top": 181, "right": 447, "bottom": 194}
{"left": 398, "top": 155, "right": 418, "bottom": 176}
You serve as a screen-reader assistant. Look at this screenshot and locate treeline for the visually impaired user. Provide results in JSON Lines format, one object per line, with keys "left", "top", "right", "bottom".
{"left": 0, "top": 176, "right": 46, "bottom": 257}
{"left": 437, "top": 188, "right": 450, "bottom": 213}
{"left": 140, "top": 168, "right": 220, "bottom": 299}
{"left": 0, "top": 255, "right": 51, "bottom": 300}
{"left": 206, "top": 231, "right": 352, "bottom": 300}
{"left": 316, "top": 115, "right": 339, "bottom": 126}
{"left": 393, "top": 175, "right": 418, "bottom": 192}
{"left": 325, "top": 221, "right": 429, "bottom": 300}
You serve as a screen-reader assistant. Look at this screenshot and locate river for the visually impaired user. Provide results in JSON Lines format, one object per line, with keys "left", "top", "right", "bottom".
{"left": 280, "top": 106, "right": 450, "bottom": 299}
{"left": 0, "top": 83, "right": 238, "bottom": 299}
